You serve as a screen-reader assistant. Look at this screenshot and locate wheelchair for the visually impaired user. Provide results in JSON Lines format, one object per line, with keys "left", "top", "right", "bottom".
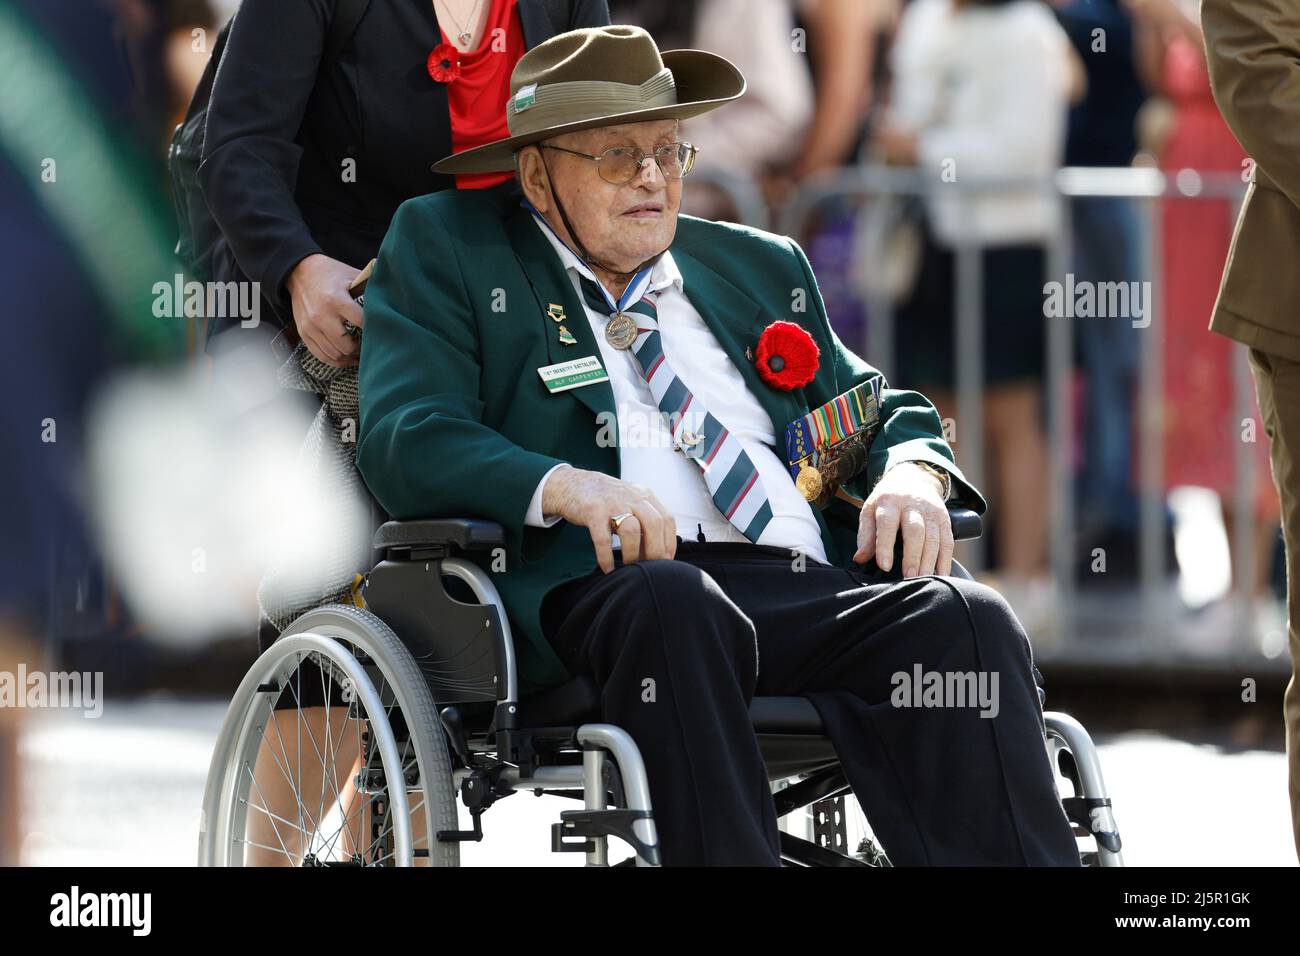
{"left": 198, "top": 505, "right": 1124, "bottom": 867}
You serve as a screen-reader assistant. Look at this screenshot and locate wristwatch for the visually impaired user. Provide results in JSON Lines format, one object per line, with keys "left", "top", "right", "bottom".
{"left": 907, "top": 460, "right": 953, "bottom": 501}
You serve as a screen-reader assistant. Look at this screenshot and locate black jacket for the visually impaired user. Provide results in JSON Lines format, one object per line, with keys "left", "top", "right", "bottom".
{"left": 198, "top": 0, "right": 610, "bottom": 337}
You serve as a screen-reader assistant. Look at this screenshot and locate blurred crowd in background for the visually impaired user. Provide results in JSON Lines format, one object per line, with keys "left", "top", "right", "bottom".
{"left": 0, "top": 0, "right": 1287, "bottom": 714}
{"left": 615, "top": 0, "right": 1282, "bottom": 657}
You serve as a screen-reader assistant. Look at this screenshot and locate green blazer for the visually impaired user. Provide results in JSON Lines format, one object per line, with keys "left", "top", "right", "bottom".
{"left": 357, "top": 188, "right": 986, "bottom": 695}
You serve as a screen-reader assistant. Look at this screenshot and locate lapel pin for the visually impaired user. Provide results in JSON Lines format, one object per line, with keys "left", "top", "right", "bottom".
{"left": 547, "top": 303, "right": 566, "bottom": 323}
{"left": 557, "top": 324, "right": 578, "bottom": 345}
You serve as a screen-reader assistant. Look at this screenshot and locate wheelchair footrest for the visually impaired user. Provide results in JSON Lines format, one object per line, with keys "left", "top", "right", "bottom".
{"left": 1062, "top": 796, "right": 1122, "bottom": 853}
{"left": 551, "top": 809, "right": 660, "bottom": 866}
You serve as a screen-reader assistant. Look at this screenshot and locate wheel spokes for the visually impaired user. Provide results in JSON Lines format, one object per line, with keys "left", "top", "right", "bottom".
{"left": 233, "top": 641, "right": 421, "bottom": 866}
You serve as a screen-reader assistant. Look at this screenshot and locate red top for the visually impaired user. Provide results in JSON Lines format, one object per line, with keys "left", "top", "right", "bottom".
{"left": 440, "top": 0, "right": 525, "bottom": 190}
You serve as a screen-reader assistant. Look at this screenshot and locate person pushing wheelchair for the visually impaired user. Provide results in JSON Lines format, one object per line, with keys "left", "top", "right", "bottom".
{"left": 356, "top": 25, "right": 1079, "bottom": 866}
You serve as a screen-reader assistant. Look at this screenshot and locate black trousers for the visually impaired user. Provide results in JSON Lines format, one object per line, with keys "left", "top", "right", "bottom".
{"left": 539, "top": 540, "right": 1080, "bottom": 866}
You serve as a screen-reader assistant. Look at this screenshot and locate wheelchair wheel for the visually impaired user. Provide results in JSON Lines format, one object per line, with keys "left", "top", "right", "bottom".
{"left": 199, "top": 605, "right": 459, "bottom": 867}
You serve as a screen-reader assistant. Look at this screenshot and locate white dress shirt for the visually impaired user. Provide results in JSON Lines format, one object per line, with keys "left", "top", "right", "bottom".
{"left": 523, "top": 212, "right": 830, "bottom": 565}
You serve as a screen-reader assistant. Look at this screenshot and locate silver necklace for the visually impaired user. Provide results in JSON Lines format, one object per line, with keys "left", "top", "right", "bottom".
{"left": 437, "top": 0, "right": 484, "bottom": 48}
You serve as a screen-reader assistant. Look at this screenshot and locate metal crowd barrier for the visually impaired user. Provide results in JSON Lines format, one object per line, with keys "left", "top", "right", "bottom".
{"left": 703, "top": 164, "right": 1283, "bottom": 669}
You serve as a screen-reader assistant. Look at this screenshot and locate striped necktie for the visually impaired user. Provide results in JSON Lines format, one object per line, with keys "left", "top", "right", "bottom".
{"left": 577, "top": 275, "right": 774, "bottom": 543}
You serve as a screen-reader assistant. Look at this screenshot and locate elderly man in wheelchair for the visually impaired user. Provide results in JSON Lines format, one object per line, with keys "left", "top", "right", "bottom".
{"left": 199, "top": 25, "right": 1122, "bottom": 867}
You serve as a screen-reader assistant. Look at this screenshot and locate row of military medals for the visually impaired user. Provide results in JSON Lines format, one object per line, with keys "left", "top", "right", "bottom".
{"left": 548, "top": 301, "right": 638, "bottom": 350}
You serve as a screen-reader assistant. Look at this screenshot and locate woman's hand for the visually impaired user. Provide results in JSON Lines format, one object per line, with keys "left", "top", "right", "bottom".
{"left": 286, "top": 253, "right": 365, "bottom": 367}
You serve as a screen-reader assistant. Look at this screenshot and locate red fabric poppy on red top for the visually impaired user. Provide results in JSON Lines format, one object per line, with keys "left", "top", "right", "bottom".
{"left": 427, "top": 43, "right": 461, "bottom": 83}
{"left": 435, "top": 0, "right": 525, "bottom": 190}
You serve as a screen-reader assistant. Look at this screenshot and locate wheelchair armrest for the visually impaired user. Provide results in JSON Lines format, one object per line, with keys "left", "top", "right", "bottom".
{"left": 370, "top": 507, "right": 976, "bottom": 557}
{"left": 373, "top": 518, "right": 505, "bottom": 555}
{"left": 947, "top": 506, "right": 981, "bottom": 541}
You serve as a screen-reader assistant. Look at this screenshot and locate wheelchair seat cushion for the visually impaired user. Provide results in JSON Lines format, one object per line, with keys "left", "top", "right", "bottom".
{"left": 522, "top": 673, "right": 829, "bottom": 736}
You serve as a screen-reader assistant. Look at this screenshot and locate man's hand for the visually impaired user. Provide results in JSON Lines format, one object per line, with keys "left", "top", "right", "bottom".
{"left": 286, "top": 253, "right": 365, "bottom": 368}
{"left": 542, "top": 468, "right": 677, "bottom": 573}
{"left": 852, "top": 461, "right": 953, "bottom": 577}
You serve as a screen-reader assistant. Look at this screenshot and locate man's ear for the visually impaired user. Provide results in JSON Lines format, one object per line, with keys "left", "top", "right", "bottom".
{"left": 517, "top": 145, "right": 550, "bottom": 213}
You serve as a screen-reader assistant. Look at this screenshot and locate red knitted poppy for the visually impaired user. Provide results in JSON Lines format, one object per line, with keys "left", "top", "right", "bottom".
{"left": 755, "top": 321, "right": 819, "bottom": 390}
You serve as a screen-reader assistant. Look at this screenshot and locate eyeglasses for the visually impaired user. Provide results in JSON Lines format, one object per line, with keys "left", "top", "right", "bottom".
{"left": 540, "top": 141, "right": 699, "bottom": 185}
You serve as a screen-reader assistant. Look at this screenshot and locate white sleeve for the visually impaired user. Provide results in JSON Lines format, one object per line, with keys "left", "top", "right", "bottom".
{"left": 525, "top": 463, "right": 573, "bottom": 528}
{"left": 916, "top": 9, "right": 1069, "bottom": 176}
{"left": 887, "top": 0, "right": 949, "bottom": 132}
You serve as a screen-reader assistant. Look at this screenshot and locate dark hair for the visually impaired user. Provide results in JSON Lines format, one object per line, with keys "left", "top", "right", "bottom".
{"left": 606, "top": 0, "right": 697, "bottom": 50}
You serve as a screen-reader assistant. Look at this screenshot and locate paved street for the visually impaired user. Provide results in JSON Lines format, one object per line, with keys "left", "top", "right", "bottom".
{"left": 16, "top": 698, "right": 1296, "bottom": 866}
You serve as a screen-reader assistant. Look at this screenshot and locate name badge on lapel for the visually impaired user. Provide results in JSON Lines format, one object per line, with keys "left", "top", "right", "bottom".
{"left": 537, "top": 355, "right": 609, "bottom": 393}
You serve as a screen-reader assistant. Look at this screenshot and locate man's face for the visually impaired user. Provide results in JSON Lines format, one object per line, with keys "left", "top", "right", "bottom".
{"left": 533, "top": 119, "right": 683, "bottom": 271}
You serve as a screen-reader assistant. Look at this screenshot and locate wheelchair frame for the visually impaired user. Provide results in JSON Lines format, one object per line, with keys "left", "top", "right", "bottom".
{"left": 201, "top": 506, "right": 1123, "bottom": 867}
